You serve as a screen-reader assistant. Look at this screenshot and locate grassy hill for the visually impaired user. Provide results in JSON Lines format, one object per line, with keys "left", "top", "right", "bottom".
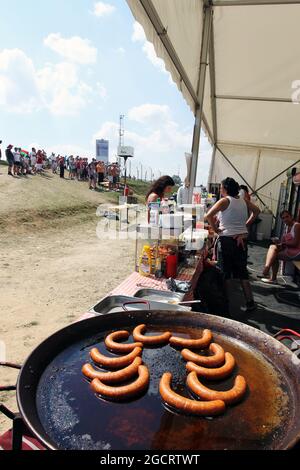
{"left": 0, "top": 169, "right": 151, "bottom": 233}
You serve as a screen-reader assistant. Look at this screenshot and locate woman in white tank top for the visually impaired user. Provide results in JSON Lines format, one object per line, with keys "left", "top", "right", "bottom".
{"left": 206, "top": 178, "right": 260, "bottom": 313}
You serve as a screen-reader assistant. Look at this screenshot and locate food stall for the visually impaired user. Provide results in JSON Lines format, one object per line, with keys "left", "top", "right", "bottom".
{"left": 2, "top": 0, "right": 300, "bottom": 453}
{"left": 1, "top": 196, "right": 300, "bottom": 451}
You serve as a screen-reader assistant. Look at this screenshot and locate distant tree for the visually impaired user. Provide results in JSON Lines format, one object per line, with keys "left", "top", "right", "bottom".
{"left": 172, "top": 175, "right": 182, "bottom": 185}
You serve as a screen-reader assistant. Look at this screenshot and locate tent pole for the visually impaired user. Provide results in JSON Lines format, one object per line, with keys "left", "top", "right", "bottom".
{"left": 216, "top": 94, "right": 293, "bottom": 103}
{"left": 188, "top": 4, "right": 213, "bottom": 203}
{"left": 207, "top": 15, "right": 218, "bottom": 191}
{"left": 209, "top": 19, "right": 218, "bottom": 143}
{"left": 216, "top": 145, "right": 269, "bottom": 210}
{"left": 253, "top": 149, "right": 261, "bottom": 191}
{"left": 252, "top": 158, "right": 300, "bottom": 195}
{"left": 207, "top": 145, "right": 217, "bottom": 188}
{"left": 213, "top": 0, "right": 300, "bottom": 6}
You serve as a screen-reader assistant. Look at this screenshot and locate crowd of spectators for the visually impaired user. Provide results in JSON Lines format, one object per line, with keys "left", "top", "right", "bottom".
{"left": 1, "top": 142, "right": 121, "bottom": 191}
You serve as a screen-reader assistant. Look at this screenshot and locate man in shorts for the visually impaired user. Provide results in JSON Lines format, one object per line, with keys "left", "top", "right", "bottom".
{"left": 88, "top": 159, "right": 97, "bottom": 190}
{"left": 96, "top": 160, "right": 105, "bottom": 186}
{"left": 13, "top": 147, "right": 21, "bottom": 175}
{"left": 5, "top": 144, "right": 14, "bottom": 176}
{"left": 30, "top": 148, "right": 37, "bottom": 174}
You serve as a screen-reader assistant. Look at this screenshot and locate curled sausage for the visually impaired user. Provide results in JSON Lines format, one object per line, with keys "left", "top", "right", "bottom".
{"left": 159, "top": 372, "right": 225, "bottom": 416}
{"left": 187, "top": 372, "right": 247, "bottom": 404}
{"left": 82, "top": 357, "right": 142, "bottom": 383}
{"left": 133, "top": 324, "right": 172, "bottom": 345}
{"left": 91, "top": 365, "right": 150, "bottom": 399}
{"left": 181, "top": 343, "right": 225, "bottom": 368}
{"left": 104, "top": 330, "right": 143, "bottom": 353}
{"left": 186, "top": 352, "right": 235, "bottom": 380}
{"left": 90, "top": 346, "right": 142, "bottom": 369}
{"left": 169, "top": 329, "right": 212, "bottom": 349}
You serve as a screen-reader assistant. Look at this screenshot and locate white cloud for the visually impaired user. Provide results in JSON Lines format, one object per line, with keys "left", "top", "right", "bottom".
{"left": 0, "top": 48, "right": 107, "bottom": 117}
{"left": 132, "top": 22, "right": 146, "bottom": 43}
{"left": 128, "top": 103, "right": 170, "bottom": 124}
{"left": 131, "top": 21, "right": 168, "bottom": 76}
{"left": 44, "top": 33, "right": 98, "bottom": 65}
{"left": 93, "top": 2, "right": 116, "bottom": 17}
{"left": 37, "top": 62, "right": 93, "bottom": 116}
{"left": 116, "top": 47, "right": 125, "bottom": 55}
{"left": 96, "top": 82, "right": 108, "bottom": 100}
{"left": 0, "top": 49, "right": 41, "bottom": 113}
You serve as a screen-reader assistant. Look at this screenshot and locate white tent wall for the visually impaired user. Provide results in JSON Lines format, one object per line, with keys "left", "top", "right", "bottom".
{"left": 211, "top": 144, "right": 300, "bottom": 212}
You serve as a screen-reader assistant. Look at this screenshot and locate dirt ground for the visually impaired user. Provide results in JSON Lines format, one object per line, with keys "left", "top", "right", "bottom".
{"left": 0, "top": 170, "right": 136, "bottom": 434}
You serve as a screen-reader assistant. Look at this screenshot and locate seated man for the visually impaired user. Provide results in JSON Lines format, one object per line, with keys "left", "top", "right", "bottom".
{"left": 261, "top": 210, "right": 300, "bottom": 284}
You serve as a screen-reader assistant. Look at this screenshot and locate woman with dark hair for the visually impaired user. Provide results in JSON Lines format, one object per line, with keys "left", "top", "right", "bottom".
{"left": 146, "top": 175, "right": 175, "bottom": 222}
{"left": 146, "top": 175, "right": 175, "bottom": 204}
{"left": 206, "top": 177, "right": 260, "bottom": 313}
{"left": 260, "top": 210, "right": 300, "bottom": 283}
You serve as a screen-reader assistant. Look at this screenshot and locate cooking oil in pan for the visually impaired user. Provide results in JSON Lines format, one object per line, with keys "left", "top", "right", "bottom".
{"left": 36, "top": 325, "right": 292, "bottom": 450}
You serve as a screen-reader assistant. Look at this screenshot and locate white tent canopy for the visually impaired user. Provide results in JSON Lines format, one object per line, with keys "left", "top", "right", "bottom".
{"left": 126, "top": 0, "right": 300, "bottom": 212}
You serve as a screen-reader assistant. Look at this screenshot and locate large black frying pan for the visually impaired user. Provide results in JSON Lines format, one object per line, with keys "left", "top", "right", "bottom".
{"left": 16, "top": 310, "right": 300, "bottom": 450}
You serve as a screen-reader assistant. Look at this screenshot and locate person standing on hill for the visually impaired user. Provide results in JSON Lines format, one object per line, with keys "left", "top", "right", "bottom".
{"left": 88, "top": 159, "right": 97, "bottom": 190}
{"left": 30, "top": 148, "right": 37, "bottom": 174}
{"left": 96, "top": 160, "right": 105, "bottom": 186}
{"left": 5, "top": 144, "right": 14, "bottom": 176}
{"left": 36, "top": 150, "right": 43, "bottom": 174}
{"left": 59, "top": 155, "right": 65, "bottom": 179}
{"left": 13, "top": 147, "right": 21, "bottom": 175}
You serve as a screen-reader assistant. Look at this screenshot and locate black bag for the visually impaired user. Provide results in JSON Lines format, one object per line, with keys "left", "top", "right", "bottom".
{"left": 194, "top": 265, "right": 229, "bottom": 315}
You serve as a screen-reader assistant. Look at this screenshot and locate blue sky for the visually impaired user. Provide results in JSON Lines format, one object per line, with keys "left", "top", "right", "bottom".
{"left": 0, "top": 0, "right": 212, "bottom": 183}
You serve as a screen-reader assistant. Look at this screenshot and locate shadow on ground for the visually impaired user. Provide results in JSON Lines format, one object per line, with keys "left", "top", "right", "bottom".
{"left": 227, "top": 242, "right": 300, "bottom": 336}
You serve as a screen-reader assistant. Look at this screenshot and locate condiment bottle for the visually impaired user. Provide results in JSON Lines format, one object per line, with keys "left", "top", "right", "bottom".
{"left": 165, "top": 252, "right": 178, "bottom": 278}
{"left": 139, "top": 245, "right": 152, "bottom": 277}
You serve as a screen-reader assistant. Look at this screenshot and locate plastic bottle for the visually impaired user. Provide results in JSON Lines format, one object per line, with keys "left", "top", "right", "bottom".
{"left": 161, "top": 198, "right": 170, "bottom": 215}
{"left": 149, "top": 203, "right": 159, "bottom": 225}
{"left": 155, "top": 255, "right": 163, "bottom": 278}
{"left": 139, "top": 245, "right": 152, "bottom": 276}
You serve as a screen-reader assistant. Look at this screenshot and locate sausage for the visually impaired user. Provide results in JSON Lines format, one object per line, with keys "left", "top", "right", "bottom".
{"left": 90, "top": 346, "right": 142, "bottom": 369}
{"left": 104, "top": 330, "right": 143, "bottom": 353}
{"left": 181, "top": 343, "right": 225, "bottom": 368}
{"left": 169, "top": 329, "right": 212, "bottom": 349}
{"left": 133, "top": 324, "right": 172, "bottom": 345}
{"left": 186, "top": 352, "right": 235, "bottom": 380}
{"left": 91, "top": 365, "right": 150, "bottom": 399}
{"left": 82, "top": 357, "right": 142, "bottom": 383}
{"left": 159, "top": 372, "right": 225, "bottom": 416}
{"left": 187, "top": 372, "right": 247, "bottom": 404}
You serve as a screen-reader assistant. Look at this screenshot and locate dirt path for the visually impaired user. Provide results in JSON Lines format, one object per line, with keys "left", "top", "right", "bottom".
{"left": 0, "top": 219, "right": 135, "bottom": 434}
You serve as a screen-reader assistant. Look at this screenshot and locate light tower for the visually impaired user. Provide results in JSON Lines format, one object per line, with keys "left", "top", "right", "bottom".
{"left": 118, "top": 114, "right": 125, "bottom": 167}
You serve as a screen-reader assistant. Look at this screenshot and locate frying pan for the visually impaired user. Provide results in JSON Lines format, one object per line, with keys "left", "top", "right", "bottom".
{"left": 16, "top": 310, "right": 300, "bottom": 450}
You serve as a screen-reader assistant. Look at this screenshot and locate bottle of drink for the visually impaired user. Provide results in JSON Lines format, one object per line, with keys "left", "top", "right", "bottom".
{"left": 165, "top": 252, "right": 178, "bottom": 278}
{"left": 149, "top": 203, "right": 159, "bottom": 225}
{"left": 155, "top": 255, "right": 162, "bottom": 278}
{"left": 161, "top": 198, "right": 169, "bottom": 215}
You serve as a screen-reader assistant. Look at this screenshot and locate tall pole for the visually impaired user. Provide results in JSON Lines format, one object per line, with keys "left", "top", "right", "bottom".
{"left": 188, "top": 4, "right": 213, "bottom": 202}
{"left": 118, "top": 114, "right": 125, "bottom": 167}
{"left": 140, "top": 163, "right": 143, "bottom": 181}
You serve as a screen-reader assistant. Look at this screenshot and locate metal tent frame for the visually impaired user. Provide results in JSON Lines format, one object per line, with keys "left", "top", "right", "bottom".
{"left": 130, "top": 0, "right": 300, "bottom": 204}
